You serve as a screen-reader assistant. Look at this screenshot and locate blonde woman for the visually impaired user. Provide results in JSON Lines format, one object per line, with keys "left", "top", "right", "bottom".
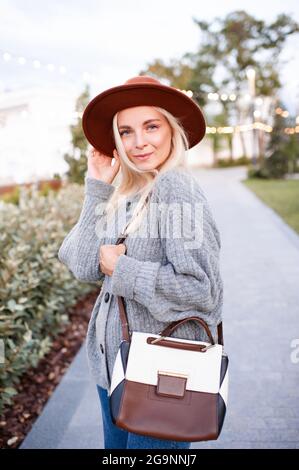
{"left": 58, "top": 76, "right": 224, "bottom": 449}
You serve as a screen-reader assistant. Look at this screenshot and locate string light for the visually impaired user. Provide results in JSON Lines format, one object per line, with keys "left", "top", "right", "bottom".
{"left": 1, "top": 107, "right": 296, "bottom": 134}
{"left": 285, "top": 126, "right": 299, "bottom": 134}
{"left": 206, "top": 122, "right": 299, "bottom": 134}
{"left": 206, "top": 122, "right": 273, "bottom": 134}
{"left": 1, "top": 48, "right": 297, "bottom": 135}
{"left": 207, "top": 92, "right": 236, "bottom": 102}
{"left": 1, "top": 49, "right": 295, "bottom": 115}
{"left": 33, "top": 60, "right": 41, "bottom": 69}
{"left": 208, "top": 92, "right": 219, "bottom": 101}
{"left": 0, "top": 48, "right": 97, "bottom": 83}
{"left": 3, "top": 52, "right": 11, "bottom": 61}
{"left": 275, "top": 107, "right": 290, "bottom": 117}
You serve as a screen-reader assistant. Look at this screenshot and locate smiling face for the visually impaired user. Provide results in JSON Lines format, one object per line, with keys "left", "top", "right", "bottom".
{"left": 116, "top": 106, "right": 172, "bottom": 171}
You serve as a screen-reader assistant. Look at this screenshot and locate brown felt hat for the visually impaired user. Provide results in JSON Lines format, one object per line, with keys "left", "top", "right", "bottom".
{"left": 82, "top": 75, "right": 206, "bottom": 157}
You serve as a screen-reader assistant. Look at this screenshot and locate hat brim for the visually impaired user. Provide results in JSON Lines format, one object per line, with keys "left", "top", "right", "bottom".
{"left": 82, "top": 83, "right": 206, "bottom": 157}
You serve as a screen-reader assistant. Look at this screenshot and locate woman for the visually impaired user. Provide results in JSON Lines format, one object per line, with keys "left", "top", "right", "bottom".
{"left": 58, "top": 76, "right": 223, "bottom": 449}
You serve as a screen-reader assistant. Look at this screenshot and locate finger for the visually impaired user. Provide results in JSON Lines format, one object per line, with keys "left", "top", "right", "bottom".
{"left": 113, "top": 149, "right": 120, "bottom": 160}
{"left": 118, "top": 244, "right": 127, "bottom": 254}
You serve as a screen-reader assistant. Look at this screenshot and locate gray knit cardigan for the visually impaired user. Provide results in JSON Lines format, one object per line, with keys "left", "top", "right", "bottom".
{"left": 58, "top": 168, "right": 223, "bottom": 390}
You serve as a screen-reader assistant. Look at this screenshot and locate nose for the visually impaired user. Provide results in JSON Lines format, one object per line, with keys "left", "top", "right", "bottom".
{"left": 134, "top": 130, "right": 147, "bottom": 149}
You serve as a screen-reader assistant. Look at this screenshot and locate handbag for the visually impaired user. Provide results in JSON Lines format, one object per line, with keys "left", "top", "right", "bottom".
{"left": 108, "top": 229, "right": 229, "bottom": 442}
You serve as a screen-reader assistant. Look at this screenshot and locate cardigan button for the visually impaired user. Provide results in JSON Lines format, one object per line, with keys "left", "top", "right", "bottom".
{"left": 100, "top": 344, "right": 104, "bottom": 354}
{"left": 126, "top": 201, "right": 131, "bottom": 210}
{"left": 104, "top": 292, "right": 110, "bottom": 303}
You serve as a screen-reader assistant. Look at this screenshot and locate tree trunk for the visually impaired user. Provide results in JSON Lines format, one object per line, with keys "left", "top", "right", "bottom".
{"left": 236, "top": 107, "right": 248, "bottom": 158}
{"left": 258, "top": 130, "right": 265, "bottom": 165}
{"left": 212, "top": 138, "right": 218, "bottom": 167}
{"left": 227, "top": 135, "right": 234, "bottom": 162}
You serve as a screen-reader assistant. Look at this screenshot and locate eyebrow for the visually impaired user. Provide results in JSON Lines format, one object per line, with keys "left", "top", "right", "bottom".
{"left": 118, "top": 119, "right": 161, "bottom": 130}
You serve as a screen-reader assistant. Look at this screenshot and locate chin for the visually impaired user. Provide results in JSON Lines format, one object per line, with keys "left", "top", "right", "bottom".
{"left": 136, "top": 162, "right": 159, "bottom": 171}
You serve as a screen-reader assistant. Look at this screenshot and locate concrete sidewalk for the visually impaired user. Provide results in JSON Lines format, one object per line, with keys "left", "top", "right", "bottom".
{"left": 21, "top": 166, "right": 299, "bottom": 449}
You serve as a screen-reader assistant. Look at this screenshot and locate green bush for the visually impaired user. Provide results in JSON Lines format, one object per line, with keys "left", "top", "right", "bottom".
{"left": 216, "top": 156, "right": 251, "bottom": 167}
{"left": 0, "top": 182, "right": 100, "bottom": 414}
{"left": 247, "top": 164, "right": 271, "bottom": 179}
{"left": 247, "top": 152, "right": 290, "bottom": 180}
{"left": 264, "top": 151, "right": 289, "bottom": 179}
{"left": 1, "top": 187, "right": 21, "bottom": 205}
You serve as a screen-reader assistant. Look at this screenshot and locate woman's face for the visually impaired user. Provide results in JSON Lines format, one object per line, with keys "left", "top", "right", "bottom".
{"left": 115, "top": 106, "right": 172, "bottom": 171}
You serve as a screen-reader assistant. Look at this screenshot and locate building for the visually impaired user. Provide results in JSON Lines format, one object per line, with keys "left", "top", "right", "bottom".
{"left": 0, "top": 85, "right": 79, "bottom": 184}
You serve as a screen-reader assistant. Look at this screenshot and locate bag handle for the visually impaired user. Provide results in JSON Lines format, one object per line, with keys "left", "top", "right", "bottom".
{"left": 160, "top": 317, "right": 216, "bottom": 345}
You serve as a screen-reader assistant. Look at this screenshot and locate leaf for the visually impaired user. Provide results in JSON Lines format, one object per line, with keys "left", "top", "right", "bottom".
{"left": 7, "top": 436, "right": 18, "bottom": 446}
{"left": 23, "top": 330, "right": 32, "bottom": 343}
{"left": 7, "top": 299, "right": 16, "bottom": 311}
{"left": 4, "top": 387, "right": 18, "bottom": 397}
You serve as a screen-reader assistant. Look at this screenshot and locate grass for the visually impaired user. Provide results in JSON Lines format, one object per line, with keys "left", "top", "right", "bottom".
{"left": 242, "top": 178, "right": 299, "bottom": 235}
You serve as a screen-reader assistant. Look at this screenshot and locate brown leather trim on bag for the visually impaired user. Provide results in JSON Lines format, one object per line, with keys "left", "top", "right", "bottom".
{"left": 147, "top": 337, "right": 208, "bottom": 352}
{"left": 116, "top": 380, "right": 218, "bottom": 442}
{"left": 117, "top": 296, "right": 130, "bottom": 342}
{"left": 217, "top": 322, "right": 224, "bottom": 346}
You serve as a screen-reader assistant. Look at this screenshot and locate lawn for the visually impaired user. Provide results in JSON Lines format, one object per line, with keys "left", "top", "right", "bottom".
{"left": 242, "top": 178, "right": 299, "bottom": 235}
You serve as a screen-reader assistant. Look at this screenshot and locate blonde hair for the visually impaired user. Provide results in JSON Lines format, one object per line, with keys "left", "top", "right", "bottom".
{"left": 105, "top": 106, "right": 190, "bottom": 236}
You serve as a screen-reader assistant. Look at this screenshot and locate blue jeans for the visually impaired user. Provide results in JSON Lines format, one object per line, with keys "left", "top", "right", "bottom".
{"left": 96, "top": 385, "right": 191, "bottom": 449}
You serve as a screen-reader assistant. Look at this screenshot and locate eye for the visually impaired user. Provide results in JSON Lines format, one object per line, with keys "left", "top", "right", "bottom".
{"left": 119, "top": 124, "right": 158, "bottom": 137}
{"left": 119, "top": 129, "right": 130, "bottom": 136}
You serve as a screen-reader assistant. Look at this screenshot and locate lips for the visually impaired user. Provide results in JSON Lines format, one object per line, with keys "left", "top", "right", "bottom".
{"left": 134, "top": 152, "right": 153, "bottom": 159}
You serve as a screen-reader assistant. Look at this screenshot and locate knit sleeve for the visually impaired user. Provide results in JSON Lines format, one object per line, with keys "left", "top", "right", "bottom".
{"left": 110, "top": 170, "right": 223, "bottom": 326}
{"left": 57, "top": 175, "right": 115, "bottom": 282}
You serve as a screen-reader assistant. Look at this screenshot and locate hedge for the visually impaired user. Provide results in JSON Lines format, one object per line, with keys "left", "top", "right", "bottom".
{"left": 0, "top": 182, "right": 100, "bottom": 414}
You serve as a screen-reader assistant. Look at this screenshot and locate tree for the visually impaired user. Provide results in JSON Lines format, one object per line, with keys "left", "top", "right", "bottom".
{"left": 284, "top": 129, "right": 299, "bottom": 174}
{"left": 191, "top": 11, "right": 299, "bottom": 160}
{"left": 140, "top": 52, "right": 217, "bottom": 108}
{"left": 249, "top": 101, "right": 299, "bottom": 179}
{"left": 140, "top": 11, "right": 299, "bottom": 164}
{"left": 63, "top": 85, "right": 90, "bottom": 184}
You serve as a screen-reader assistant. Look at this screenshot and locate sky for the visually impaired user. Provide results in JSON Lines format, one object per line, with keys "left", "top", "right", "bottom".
{"left": 1, "top": 0, "right": 299, "bottom": 114}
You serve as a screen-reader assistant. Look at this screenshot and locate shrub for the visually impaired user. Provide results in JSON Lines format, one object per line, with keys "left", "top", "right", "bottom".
{"left": 216, "top": 156, "right": 251, "bottom": 167}
{"left": 247, "top": 152, "right": 290, "bottom": 180}
{"left": 0, "top": 182, "right": 100, "bottom": 414}
{"left": 0, "top": 180, "right": 62, "bottom": 205}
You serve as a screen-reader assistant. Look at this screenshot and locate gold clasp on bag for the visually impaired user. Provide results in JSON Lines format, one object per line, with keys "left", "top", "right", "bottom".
{"left": 157, "top": 371, "right": 188, "bottom": 399}
{"left": 201, "top": 344, "right": 216, "bottom": 352}
{"left": 151, "top": 335, "right": 165, "bottom": 344}
{"left": 158, "top": 371, "right": 189, "bottom": 379}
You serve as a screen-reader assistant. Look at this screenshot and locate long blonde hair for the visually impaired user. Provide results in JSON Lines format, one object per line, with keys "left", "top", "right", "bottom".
{"left": 105, "top": 106, "right": 190, "bottom": 236}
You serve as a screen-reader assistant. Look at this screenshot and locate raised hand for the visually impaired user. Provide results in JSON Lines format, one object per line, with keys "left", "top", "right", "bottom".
{"left": 87, "top": 147, "right": 121, "bottom": 184}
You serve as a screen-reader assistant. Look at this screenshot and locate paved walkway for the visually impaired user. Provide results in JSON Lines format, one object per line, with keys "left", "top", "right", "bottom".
{"left": 21, "top": 166, "right": 299, "bottom": 449}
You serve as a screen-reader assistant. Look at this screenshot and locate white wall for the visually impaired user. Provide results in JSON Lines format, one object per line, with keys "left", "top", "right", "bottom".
{"left": 0, "top": 85, "right": 79, "bottom": 184}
